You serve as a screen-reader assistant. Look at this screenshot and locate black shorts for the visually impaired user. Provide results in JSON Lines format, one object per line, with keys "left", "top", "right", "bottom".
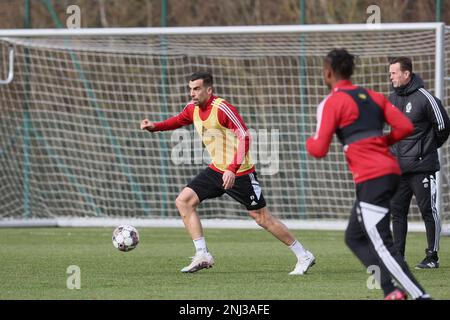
{"left": 186, "top": 167, "right": 266, "bottom": 210}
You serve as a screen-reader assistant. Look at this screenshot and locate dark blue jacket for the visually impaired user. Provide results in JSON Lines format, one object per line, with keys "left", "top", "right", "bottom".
{"left": 389, "top": 74, "right": 450, "bottom": 173}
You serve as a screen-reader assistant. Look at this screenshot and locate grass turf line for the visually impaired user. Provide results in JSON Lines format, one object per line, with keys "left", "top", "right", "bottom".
{"left": 0, "top": 228, "right": 448, "bottom": 300}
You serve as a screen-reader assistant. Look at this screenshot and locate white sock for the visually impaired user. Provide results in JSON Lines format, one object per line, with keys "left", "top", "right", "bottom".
{"left": 193, "top": 237, "right": 208, "bottom": 253}
{"left": 289, "top": 239, "right": 307, "bottom": 259}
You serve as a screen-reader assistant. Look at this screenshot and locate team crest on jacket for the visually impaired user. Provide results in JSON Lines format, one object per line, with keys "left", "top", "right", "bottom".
{"left": 358, "top": 93, "right": 367, "bottom": 100}
{"left": 405, "top": 102, "right": 412, "bottom": 113}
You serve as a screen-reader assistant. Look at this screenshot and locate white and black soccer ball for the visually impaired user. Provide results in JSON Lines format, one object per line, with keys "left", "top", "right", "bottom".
{"left": 112, "top": 225, "right": 140, "bottom": 252}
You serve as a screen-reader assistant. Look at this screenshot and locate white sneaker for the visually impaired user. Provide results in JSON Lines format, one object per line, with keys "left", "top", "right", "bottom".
{"left": 181, "top": 251, "right": 215, "bottom": 273}
{"left": 289, "top": 250, "right": 315, "bottom": 275}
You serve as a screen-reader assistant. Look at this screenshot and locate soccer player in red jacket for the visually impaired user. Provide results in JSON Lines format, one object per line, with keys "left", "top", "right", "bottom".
{"left": 306, "top": 49, "right": 431, "bottom": 300}
{"left": 141, "top": 72, "right": 315, "bottom": 275}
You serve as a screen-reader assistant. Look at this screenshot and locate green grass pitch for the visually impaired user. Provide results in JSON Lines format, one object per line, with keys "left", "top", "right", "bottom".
{"left": 0, "top": 227, "right": 448, "bottom": 300}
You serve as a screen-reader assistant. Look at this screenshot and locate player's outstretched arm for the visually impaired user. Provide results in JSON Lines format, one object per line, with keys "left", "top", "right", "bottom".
{"left": 140, "top": 118, "right": 155, "bottom": 131}
{"left": 141, "top": 105, "right": 194, "bottom": 132}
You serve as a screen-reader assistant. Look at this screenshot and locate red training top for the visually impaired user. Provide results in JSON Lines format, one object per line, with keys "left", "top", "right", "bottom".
{"left": 306, "top": 80, "right": 413, "bottom": 184}
{"left": 151, "top": 95, "right": 254, "bottom": 176}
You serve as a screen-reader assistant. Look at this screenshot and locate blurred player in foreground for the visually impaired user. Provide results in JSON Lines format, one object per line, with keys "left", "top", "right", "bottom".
{"left": 306, "top": 49, "right": 431, "bottom": 300}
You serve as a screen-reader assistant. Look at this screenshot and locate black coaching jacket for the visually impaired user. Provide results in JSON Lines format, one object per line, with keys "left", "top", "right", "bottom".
{"left": 389, "top": 74, "right": 450, "bottom": 174}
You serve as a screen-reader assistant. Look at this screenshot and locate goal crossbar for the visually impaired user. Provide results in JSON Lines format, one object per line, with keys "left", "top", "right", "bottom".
{"left": 0, "top": 23, "right": 445, "bottom": 37}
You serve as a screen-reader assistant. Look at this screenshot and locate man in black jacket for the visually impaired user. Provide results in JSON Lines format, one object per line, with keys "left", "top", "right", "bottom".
{"left": 389, "top": 57, "right": 450, "bottom": 269}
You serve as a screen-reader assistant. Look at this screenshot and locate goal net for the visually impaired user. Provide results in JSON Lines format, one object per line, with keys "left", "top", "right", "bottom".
{"left": 0, "top": 24, "right": 448, "bottom": 227}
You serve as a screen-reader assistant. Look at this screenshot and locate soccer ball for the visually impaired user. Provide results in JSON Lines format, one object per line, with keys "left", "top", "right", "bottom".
{"left": 112, "top": 225, "right": 140, "bottom": 252}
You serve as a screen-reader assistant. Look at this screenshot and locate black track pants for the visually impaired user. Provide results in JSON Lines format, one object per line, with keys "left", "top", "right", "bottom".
{"left": 345, "top": 174, "right": 426, "bottom": 299}
{"left": 391, "top": 172, "right": 441, "bottom": 256}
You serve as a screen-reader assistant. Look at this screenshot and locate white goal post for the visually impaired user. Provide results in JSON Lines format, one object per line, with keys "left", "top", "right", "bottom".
{"left": 0, "top": 23, "right": 448, "bottom": 230}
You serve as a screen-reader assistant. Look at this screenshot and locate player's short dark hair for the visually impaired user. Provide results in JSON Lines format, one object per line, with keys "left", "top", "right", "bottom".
{"left": 325, "top": 48, "right": 355, "bottom": 79}
{"left": 389, "top": 56, "right": 413, "bottom": 73}
{"left": 189, "top": 72, "right": 213, "bottom": 87}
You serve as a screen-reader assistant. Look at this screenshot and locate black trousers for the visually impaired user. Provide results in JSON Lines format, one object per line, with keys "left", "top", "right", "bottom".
{"left": 345, "top": 174, "right": 426, "bottom": 299}
{"left": 391, "top": 172, "right": 441, "bottom": 256}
